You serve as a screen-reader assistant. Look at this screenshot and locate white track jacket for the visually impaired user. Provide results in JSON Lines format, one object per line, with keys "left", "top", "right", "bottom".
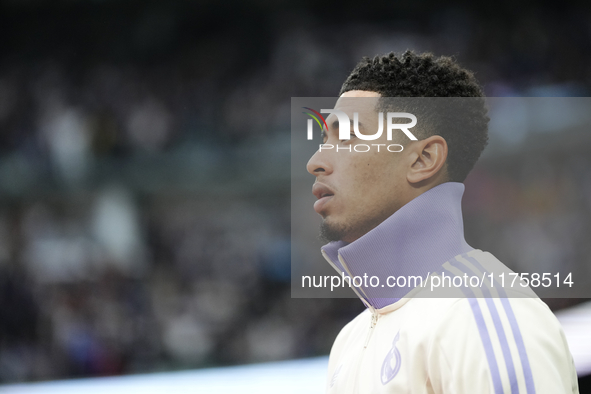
{"left": 321, "top": 183, "right": 578, "bottom": 394}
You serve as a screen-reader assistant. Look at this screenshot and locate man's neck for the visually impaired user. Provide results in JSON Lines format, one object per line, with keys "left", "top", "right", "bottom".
{"left": 321, "top": 182, "right": 472, "bottom": 309}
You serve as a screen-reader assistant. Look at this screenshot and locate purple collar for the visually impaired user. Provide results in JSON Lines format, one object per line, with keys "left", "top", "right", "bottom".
{"left": 321, "top": 182, "right": 473, "bottom": 309}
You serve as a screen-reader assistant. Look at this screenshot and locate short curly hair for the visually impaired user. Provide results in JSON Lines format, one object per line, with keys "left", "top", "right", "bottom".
{"left": 339, "top": 51, "right": 489, "bottom": 183}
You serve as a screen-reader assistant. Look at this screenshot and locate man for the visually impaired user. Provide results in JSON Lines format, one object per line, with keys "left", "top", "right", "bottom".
{"left": 306, "top": 51, "right": 578, "bottom": 393}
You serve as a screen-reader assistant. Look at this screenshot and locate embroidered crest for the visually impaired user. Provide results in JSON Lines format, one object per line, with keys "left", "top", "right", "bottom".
{"left": 380, "top": 331, "right": 401, "bottom": 385}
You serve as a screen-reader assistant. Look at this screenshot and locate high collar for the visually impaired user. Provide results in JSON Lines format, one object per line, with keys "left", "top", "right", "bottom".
{"left": 321, "top": 182, "right": 472, "bottom": 310}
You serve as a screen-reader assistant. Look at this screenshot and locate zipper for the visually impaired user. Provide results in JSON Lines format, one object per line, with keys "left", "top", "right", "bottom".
{"left": 320, "top": 250, "right": 380, "bottom": 348}
{"left": 364, "top": 306, "right": 379, "bottom": 348}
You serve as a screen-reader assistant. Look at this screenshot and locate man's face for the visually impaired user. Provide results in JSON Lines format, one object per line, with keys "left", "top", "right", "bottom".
{"left": 306, "top": 91, "right": 410, "bottom": 243}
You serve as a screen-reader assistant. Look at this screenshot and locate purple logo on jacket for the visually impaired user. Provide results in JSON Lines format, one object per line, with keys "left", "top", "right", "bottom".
{"left": 381, "top": 331, "right": 401, "bottom": 385}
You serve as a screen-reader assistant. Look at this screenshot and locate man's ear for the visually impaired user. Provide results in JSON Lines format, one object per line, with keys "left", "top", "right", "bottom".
{"left": 406, "top": 135, "right": 448, "bottom": 185}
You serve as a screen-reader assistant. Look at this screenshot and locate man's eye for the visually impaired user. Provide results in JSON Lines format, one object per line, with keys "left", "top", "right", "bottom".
{"left": 340, "top": 133, "right": 356, "bottom": 142}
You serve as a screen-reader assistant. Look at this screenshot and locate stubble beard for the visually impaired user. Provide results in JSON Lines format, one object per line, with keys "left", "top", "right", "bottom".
{"left": 319, "top": 208, "right": 394, "bottom": 244}
{"left": 319, "top": 219, "right": 349, "bottom": 243}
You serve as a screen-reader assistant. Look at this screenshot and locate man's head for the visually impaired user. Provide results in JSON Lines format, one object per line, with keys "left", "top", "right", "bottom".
{"left": 306, "top": 51, "right": 489, "bottom": 243}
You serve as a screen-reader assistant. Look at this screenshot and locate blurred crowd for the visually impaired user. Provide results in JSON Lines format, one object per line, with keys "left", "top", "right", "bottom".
{"left": 464, "top": 146, "right": 591, "bottom": 298}
{"left": 0, "top": 190, "right": 352, "bottom": 380}
{"left": 1, "top": 0, "right": 591, "bottom": 383}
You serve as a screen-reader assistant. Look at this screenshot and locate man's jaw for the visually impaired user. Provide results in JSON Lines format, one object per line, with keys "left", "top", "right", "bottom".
{"left": 319, "top": 218, "right": 344, "bottom": 243}
{"left": 319, "top": 207, "right": 394, "bottom": 244}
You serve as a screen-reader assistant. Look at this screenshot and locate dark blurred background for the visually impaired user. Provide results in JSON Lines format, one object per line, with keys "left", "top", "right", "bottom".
{"left": 0, "top": 0, "right": 590, "bottom": 385}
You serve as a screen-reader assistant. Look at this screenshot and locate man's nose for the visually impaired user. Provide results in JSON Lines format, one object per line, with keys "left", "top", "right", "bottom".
{"left": 306, "top": 148, "right": 333, "bottom": 176}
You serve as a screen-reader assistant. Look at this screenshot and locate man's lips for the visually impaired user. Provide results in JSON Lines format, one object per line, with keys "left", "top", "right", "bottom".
{"left": 312, "top": 182, "right": 335, "bottom": 214}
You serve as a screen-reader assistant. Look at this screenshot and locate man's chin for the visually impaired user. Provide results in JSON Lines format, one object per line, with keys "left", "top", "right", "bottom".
{"left": 319, "top": 219, "right": 350, "bottom": 243}
{"left": 319, "top": 213, "right": 388, "bottom": 244}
